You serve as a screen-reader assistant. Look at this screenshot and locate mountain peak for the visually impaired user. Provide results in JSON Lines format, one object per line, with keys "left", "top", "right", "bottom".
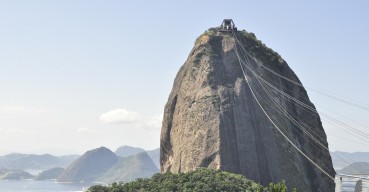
{"left": 160, "top": 22, "right": 334, "bottom": 191}
{"left": 57, "top": 147, "right": 118, "bottom": 182}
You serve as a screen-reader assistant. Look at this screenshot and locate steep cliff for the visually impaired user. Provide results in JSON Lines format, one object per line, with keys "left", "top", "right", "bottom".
{"left": 160, "top": 25, "right": 335, "bottom": 191}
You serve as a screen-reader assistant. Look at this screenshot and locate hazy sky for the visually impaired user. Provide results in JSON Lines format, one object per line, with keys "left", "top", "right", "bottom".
{"left": 0, "top": 1, "right": 368, "bottom": 155}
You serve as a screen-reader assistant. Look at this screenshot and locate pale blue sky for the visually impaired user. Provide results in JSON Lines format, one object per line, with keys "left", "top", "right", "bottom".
{"left": 0, "top": 1, "right": 368, "bottom": 155}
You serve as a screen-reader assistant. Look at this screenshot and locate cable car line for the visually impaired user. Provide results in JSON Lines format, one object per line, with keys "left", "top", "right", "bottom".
{"left": 234, "top": 37, "right": 345, "bottom": 172}
{"left": 227, "top": 27, "right": 369, "bottom": 184}
{"left": 232, "top": 30, "right": 366, "bottom": 179}
{"left": 231, "top": 29, "right": 368, "bottom": 178}
{"left": 233, "top": 36, "right": 369, "bottom": 113}
{"left": 235, "top": 41, "right": 330, "bottom": 152}
{"left": 237, "top": 57, "right": 369, "bottom": 142}
{"left": 232, "top": 30, "right": 335, "bottom": 181}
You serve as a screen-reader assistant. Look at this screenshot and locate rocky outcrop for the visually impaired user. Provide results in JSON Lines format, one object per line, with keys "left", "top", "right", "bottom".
{"left": 160, "top": 27, "right": 335, "bottom": 191}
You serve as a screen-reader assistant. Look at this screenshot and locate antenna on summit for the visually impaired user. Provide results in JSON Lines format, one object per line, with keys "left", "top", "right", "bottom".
{"left": 220, "top": 19, "right": 237, "bottom": 32}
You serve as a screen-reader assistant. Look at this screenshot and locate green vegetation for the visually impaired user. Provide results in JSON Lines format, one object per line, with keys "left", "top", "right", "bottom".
{"left": 238, "top": 30, "right": 285, "bottom": 69}
{"left": 0, "top": 169, "right": 35, "bottom": 180}
{"left": 204, "top": 28, "right": 283, "bottom": 64}
{"left": 88, "top": 168, "right": 296, "bottom": 192}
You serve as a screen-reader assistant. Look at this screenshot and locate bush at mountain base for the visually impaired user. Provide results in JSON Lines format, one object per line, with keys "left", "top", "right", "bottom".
{"left": 88, "top": 168, "right": 296, "bottom": 192}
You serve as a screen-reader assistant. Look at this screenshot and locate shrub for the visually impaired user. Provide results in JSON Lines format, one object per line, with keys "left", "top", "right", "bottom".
{"left": 88, "top": 168, "right": 295, "bottom": 192}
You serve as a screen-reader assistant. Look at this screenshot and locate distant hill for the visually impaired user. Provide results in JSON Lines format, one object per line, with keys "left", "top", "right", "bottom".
{"left": 0, "top": 153, "right": 79, "bottom": 170}
{"left": 115, "top": 146, "right": 145, "bottom": 157}
{"left": 0, "top": 169, "right": 34, "bottom": 180}
{"left": 331, "top": 151, "right": 369, "bottom": 170}
{"left": 146, "top": 148, "right": 159, "bottom": 169}
{"left": 36, "top": 167, "right": 65, "bottom": 180}
{"left": 57, "top": 147, "right": 159, "bottom": 184}
{"left": 337, "top": 162, "right": 369, "bottom": 175}
{"left": 58, "top": 147, "right": 118, "bottom": 182}
{"left": 98, "top": 152, "right": 159, "bottom": 184}
{"left": 59, "top": 155, "right": 80, "bottom": 164}
{"left": 115, "top": 146, "right": 160, "bottom": 169}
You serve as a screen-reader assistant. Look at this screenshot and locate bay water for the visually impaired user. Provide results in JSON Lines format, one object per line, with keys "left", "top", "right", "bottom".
{"left": 0, "top": 180, "right": 92, "bottom": 192}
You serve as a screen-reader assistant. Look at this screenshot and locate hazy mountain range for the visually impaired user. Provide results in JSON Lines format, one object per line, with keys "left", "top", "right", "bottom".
{"left": 0, "top": 168, "right": 35, "bottom": 180}
{"left": 0, "top": 145, "right": 160, "bottom": 184}
{"left": 98, "top": 151, "right": 159, "bottom": 183}
{"left": 115, "top": 145, "right": 160, "bottom": 169}
{"left": 330, "top": 151, "right": 369, "bottom": 170}
{"left": 0, "top": 153, "right": 78, "bottom": 170}
{"left": 1, "top": 148, "right": 369, "bottom": 183}
{"left": 337, "top": 162, "right": 369, "bottom": 175}
{"left": 36, "top": 167, "right": 65, "bottom": 180}
{"left": 115, "top": 146, "right": 145, "bottom": 157}
{"left": 58, "top": 147, "right": 159, "bottom": 183}
{"left": 58, "top": 147, "right": 119, "bottom": 183}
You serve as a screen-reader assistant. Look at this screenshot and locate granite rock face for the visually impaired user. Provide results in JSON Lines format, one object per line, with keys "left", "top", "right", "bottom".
{"left": 160, "top": 28, "right": 335, "bottom": 191}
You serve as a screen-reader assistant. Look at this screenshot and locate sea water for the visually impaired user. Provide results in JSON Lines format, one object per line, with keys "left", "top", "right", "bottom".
{"left": 0, "top": 180, "right": 92, "bottom": 192}
{"left": 1, "top": 179, "right": 364, "bottom": 192}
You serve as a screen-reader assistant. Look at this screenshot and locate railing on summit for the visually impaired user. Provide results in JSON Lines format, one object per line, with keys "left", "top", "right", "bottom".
{"left": 219, "top": 19, "right": 237, "bottom": 32}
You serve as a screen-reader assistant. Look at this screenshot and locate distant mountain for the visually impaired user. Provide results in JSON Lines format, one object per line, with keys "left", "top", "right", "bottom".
{"left": 146, "top": 148, "right": 159, "bottom": 169}
{"left": 59, "top": 155, "right": 80, "bottom": 164}
{"left": 56, "top": 146, "right": 159, "bottom": 184}
{"left": 337, "top": 162, "right": 369, "bottom": 175}
{"left": 0, "top": 169, "right": 34, "bottom": 180}
{"left": 36, "top": 167, "right": 65, "bottom": 180}
{"left": 58, "top": 147, "right": 118, "bottom": 182}
{"left": 331, "top": 151, "right": 369, "bottom": 170}
{"left": 114, "top": 146, "right": 159, "bottom": 169}
{"left": 115, "top": 146, "right": 145, "bottom": 157}
{"left": 98, "top": 152, "right": 159, "bottom": 184}
{"left": 0, "top": 153, "right": 79, "bottom": 170}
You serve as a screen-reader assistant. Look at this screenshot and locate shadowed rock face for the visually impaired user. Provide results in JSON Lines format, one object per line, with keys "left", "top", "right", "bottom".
{"left": 160, "top": 28, "right": 335, "bottom": 192}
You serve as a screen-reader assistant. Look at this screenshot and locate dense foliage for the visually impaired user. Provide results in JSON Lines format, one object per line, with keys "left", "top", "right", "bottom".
{"left": 88, "top": 168, "right": 296, "bottom": 192}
